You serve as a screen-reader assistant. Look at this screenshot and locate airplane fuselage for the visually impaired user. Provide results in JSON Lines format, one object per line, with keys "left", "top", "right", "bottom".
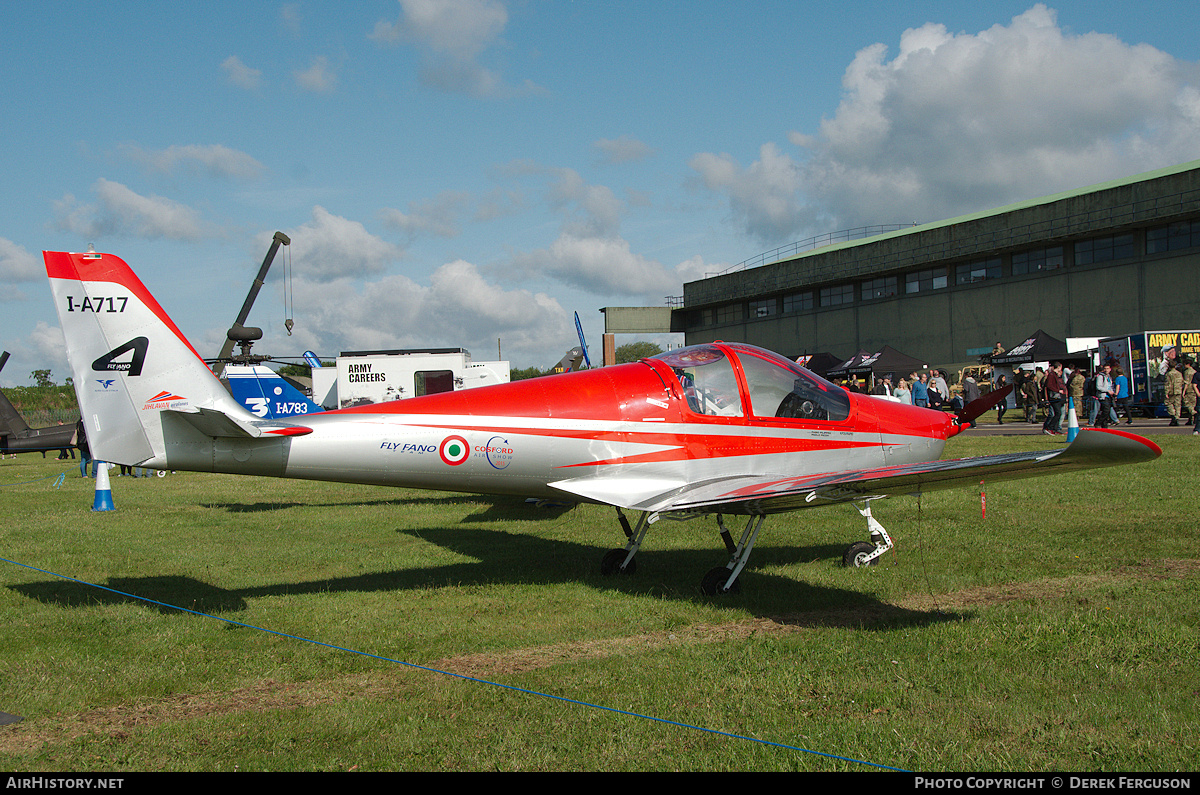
{"left": 148, "top": 353, "right": 953, "bottom": 511}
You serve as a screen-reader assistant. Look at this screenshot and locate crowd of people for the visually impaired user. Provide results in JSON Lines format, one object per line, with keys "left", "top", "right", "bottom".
{"left": 831, "top": 349, "right": 1200, "bottom": 436}
{"left": 840, "top": 369, "right": 968, "bottom": 413}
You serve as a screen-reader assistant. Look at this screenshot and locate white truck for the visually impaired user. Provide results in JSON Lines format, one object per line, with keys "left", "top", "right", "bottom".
{"left": 311, "top": 348, "right": 509, "bottom": 409}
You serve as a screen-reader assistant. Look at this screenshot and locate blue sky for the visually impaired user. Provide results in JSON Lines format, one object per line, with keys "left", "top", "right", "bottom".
{"left": 3, "top": 1, "right": 1200, "bottom": 385}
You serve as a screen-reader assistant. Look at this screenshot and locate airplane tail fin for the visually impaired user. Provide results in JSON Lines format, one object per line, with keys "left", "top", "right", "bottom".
{"left": 225, "top": 364, "right": 323, "bottom": 419}
{"left": 44, "top": 250, "right": 262, "bottom": 467}
{"left": 0, "top": 352, "right": 32, "bottom": 436}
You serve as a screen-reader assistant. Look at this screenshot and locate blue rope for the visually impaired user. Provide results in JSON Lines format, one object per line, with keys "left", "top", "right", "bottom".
{"left": 0, "top": 472, "right": 66, "bottom": 489}
{"left": 0, "top": 556, "right": 907, "bottom": 772}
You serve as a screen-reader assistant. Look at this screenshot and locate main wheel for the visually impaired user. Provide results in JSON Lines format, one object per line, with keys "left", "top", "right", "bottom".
{"left": 701, "top": 566, "right": 741, "bottom": 595}
{"left": 601, "top": 548, "right": 635, "bottom": 576}
{"left": 842, "top": 541, "right": 879, "bottom": 568}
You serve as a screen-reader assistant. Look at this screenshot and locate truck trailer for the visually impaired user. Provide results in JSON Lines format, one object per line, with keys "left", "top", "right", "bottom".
{"left": 1098, "top": 330, "right": 1200, "bottom": 416}
{"left": 311, "top": 348, "right": 509, "bottom": 410}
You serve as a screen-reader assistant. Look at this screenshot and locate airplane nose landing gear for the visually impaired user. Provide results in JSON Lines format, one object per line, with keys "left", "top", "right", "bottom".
{"left": 842, "top": 500, "right": 893, "bottom": 568}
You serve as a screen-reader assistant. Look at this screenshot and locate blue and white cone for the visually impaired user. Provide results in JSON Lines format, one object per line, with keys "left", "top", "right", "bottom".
{"left": 92, "top": 462, "right": 115, "bottom": 512}
{"left": 1066, "top": 398, "right": 1080, "bottom": 442}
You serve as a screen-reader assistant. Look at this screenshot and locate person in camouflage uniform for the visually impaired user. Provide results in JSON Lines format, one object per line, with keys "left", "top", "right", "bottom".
{"left": 1165, "top": 363, "right": 1184, "bottom": 426}
{"left": 1182, "top": 358, "right": 1197, "bottom": 421}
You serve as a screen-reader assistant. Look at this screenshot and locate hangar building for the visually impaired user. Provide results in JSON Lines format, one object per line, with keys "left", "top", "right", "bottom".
{"left": 606, "top": 160, "right": 1200, "bottom": 367}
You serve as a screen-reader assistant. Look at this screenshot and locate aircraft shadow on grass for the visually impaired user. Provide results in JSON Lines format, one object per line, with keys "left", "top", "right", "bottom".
{"left": 9, "top": 518, "right": 968, "bottom": 630}
{"left": 197, "top": 494, "right": 573, "bottom": 519}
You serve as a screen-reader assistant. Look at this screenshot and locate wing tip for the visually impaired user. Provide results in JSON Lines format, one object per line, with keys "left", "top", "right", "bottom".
{"left": 1070, "top": 427, "right": 1162, "bottom": 461}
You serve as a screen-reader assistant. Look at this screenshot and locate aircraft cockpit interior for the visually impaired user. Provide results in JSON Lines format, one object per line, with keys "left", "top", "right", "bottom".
{"left": 654, "top": 346, "right": 744, "bottom": 417}
{"left": 653, "top": 344, "right": 850, "bottom": 422}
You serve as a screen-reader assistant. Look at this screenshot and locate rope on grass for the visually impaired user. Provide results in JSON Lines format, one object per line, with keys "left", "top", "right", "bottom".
{"left": 0, "top": 472, "right": 66, "bottom": 489}
{"left": 0, "top": 554, "right": 907, "bottom": 772}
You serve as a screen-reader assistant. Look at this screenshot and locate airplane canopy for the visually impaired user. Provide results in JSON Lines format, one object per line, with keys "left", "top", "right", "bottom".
{"left": 652, "top": 343, "right": 851, "bottom": 422}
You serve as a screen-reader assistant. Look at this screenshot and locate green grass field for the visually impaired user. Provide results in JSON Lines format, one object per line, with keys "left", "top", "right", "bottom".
{"left": 0, "top": 433, "right": 1196, "bottom": 772}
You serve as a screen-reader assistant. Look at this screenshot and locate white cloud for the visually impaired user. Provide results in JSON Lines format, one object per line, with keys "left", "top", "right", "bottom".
{"left": 379, "top": 190, "right": 472, "bottom": 239}
{"left": 0, "top": 237, "right": 40, "bottom": 284}
{"left": 547, "top": 168, "right": 625, "bottom": 238}
{"left": 287, "top": 260, "right": 570, "bottom": 366}
{"left": 54, "top": 179, "right": 209, "bottom": 241}
{"left": 689, "top": 143, "right": 805, "bottom": 241}
{"left": 489, "top": 167, "right": 684, "bottom": 300}
{"left": 26, "top": 321, "right": 67, "bottom": 372}
{"left": 370, "top": 0, "right": 541, "bottom": 98}
{"left": 511, "top": 234, "right": 678, "bottom": 299}
{"left": 0, "top": 323, "right": 69, "bottom": 386}
{"left": 693, "top": 4, "right": 1200, "bottom": 240}
{"left": 371, "top": 0, "right": 507, "bottom": 56}
{"left": 674, "top": 255, "right": 726, "bottom": 286}
{"left": 221, "top": 55, "right": 262, "bottom": 89}
{"left": 295, "top": 56, "right": 337, "bottom": 93}
{"left": 120, "top": 144, "right": 265, "bottom": 180}
{"left": 283, "top": 206, "right": 403, "bottom": 281}
{"left": 594, "top": 136, "right": 655, "bottom": 165}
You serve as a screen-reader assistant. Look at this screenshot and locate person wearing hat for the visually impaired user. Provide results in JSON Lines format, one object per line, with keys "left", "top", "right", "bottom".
{"left": 1159, "top": 344, "right": 1178, "bottom": 376}
{"left": 1165, "top": 362, "right": 1184, "bottom": 426}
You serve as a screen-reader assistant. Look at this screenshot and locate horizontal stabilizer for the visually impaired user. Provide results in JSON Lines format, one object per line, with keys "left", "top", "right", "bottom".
{"left": 165, "top": 408, "right": 311, "bottom": 439}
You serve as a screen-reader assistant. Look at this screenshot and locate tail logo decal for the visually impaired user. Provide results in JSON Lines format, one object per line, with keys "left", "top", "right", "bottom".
{"left": 92, "top": 337, "right": 149, "bottom": 377}
{"left": 143, "top": 391, "right": 189, "bottom": 411}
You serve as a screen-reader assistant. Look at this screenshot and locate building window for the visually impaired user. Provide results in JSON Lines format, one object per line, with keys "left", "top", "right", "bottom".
{"left": 748, "top": 298, "right": 777, "bottom": 318}
{"left": 782, "top": 292, "right": 813, "bottom": 313}
{"left": 905, "top": 267, "right": 947, "bottom": 293}
{"left": 820, "top": 284, "right": 854, "bottom": 307}
{"left": 1147, "top": 220, "right": 1200, "bottom": 254}
{"left": 715, "top": 303, "right": 741, "bottom": 324}
{"left": 860, "top": 276, "right": 898, "bottom": 301}
{"left": 955, "top": 257, "right": 1001, "bottom": 285}
{"left": 1012, "top": 246, "right": 1064, "bottom": 275}
{"left": 1075, "top": 234, "right": 1134, "bottom": 265}
{"left": 687, "top": 308, "right": 714, "bottom": 329}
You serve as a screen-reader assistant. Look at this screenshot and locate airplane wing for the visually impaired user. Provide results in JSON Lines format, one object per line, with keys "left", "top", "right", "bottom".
{"left": 609, "top": 428, "right": 1160, "bottom": 516}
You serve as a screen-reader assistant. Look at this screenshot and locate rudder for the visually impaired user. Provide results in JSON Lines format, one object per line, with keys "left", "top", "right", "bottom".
{"left": 45, "top": 250, "right": 252, "bottom": 467}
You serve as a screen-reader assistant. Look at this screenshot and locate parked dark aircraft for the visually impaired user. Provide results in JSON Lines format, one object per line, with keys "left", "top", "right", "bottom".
{"left": 0, "top": 352, "right": 79, "bottom": 455}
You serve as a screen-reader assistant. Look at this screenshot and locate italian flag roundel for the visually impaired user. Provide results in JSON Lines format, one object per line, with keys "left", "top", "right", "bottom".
{"left": 439, "top": 435, "right": 470, "bottom": 466}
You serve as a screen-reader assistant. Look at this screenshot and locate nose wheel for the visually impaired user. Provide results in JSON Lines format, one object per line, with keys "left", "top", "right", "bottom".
{"left": 842, "top": 501, "right": 893, "bottom": 568}
{"left": 843, "top": 541, "right": 880, "bottom": 568}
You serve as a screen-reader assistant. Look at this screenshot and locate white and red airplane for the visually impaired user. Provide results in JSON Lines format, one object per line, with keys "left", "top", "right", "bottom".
{"left": 45, "top": 250, "right": 1161, "bottom": 594}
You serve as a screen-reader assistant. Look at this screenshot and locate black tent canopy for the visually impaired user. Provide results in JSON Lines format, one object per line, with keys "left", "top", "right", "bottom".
{"left": 991, "top": 330, "right": 1077, "bottom": 366}
{"left": 826, "top": 350, "right": 873, "bottom": 380}
{"left": 794, "top": 351, "right": 844, "bottom": 379}
{"left": 828, "top": 345, "right": 929, "bottom": 380}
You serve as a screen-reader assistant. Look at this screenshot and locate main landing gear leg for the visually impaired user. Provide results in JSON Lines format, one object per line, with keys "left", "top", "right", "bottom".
{"left": 842, "top": 501, "right": 894, "bottom": 568}
{"left": 601, "top": 508, "right": 650, "bottom": 576}
{"left": 701, "top": 514, "right": 765, "bottom": 595}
